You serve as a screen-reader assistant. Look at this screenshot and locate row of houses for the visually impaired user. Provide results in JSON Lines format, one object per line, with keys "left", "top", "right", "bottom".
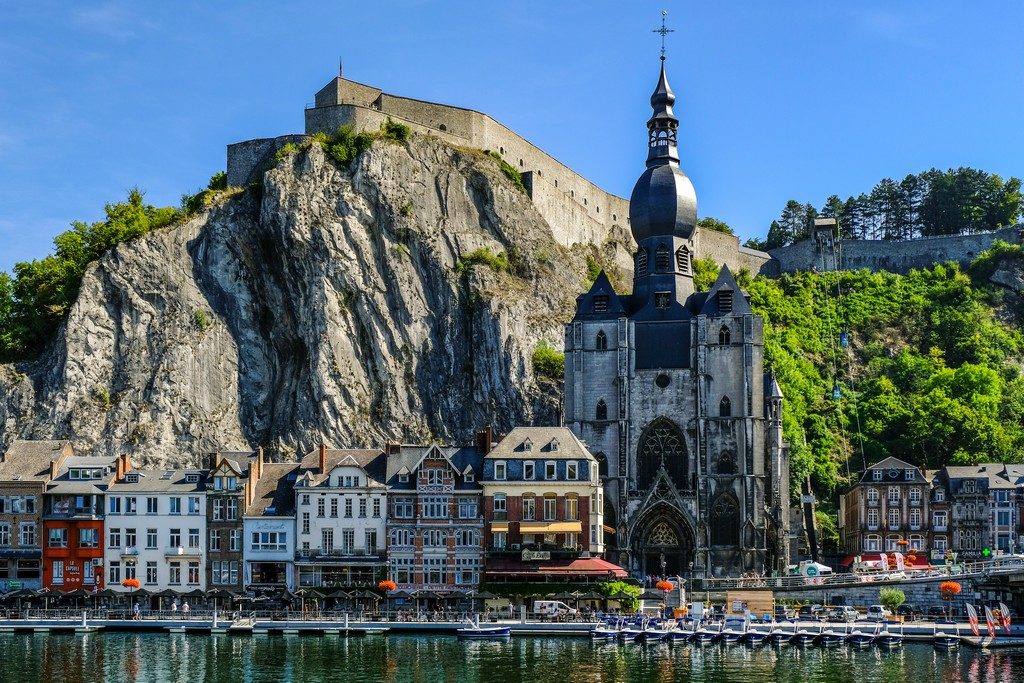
{"left": 0, "top": 427, "right": 620, "bottom": 594}
{"left": 840, "top": 456, "right": 1024, "bottom": 561}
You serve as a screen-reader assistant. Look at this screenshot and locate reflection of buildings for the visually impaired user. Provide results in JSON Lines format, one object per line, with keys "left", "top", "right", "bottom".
{"left": 293, "top": 446, "right": 388, "bottom": 588}
{"left": 564, "top": 58, "right": 790, "bottom": 578}
{"left": 0, "top": 440, "right": 71, "bottom": 590}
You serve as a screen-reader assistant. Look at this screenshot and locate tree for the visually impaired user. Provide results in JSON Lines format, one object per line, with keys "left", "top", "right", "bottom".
{"left": 778, "top": 200, "right": 808, "bottom": 246}
{"left": 879, "top": 587, "right": 906, "bottom": 615}
{"left": 697, "top": 216, "right": 734, "bottom": 235}
{"left": 764, "top": 220, "right": 787, "bottom": 250}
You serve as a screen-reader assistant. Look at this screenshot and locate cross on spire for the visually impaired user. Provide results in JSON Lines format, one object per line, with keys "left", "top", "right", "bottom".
{"left": 653, "top": 10, "right": 674, "bottom": 61}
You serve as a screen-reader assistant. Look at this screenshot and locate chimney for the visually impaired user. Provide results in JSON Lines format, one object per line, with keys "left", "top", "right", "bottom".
{"left": 115, "top": 453, "right": 126, "bottom": 481}
{"left": 319, "top": 443, "right": 327, "bottom": 473}
{"left": 209, "top": 452, "right": 223, "bottom": 471}
{"left": 475, "top": 426, "right": 493, "bottom": 455}
{"left": 386, "top": 443, "right": 401, "bottom": 456}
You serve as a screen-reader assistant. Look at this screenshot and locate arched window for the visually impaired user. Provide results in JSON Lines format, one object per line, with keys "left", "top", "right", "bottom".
{"left": 596, "top": 399, "right": 608, "bottom": 421}
{"left": 718, "top": 325, "right": 730, "bottom": 345}
{"left": 676, "top": 246, "right": 691, "bottom": 274}
{"left": 636, "top": 417, "right": 688, "bottom": 491}
{"left": 595, "top": 330, "right": 608, "bottom": 350}
{"left": 595, "top": 453, "right": 608, "bottom": 479}
{"left": 717, "top": 450, "right": 737, "bottom": 475}
{"left": 710, "top": 494, "right": 740, "bottom": 546}
{"left": 719, "top": 396, "right": 732, "bottom": 417}
{"left": 637, "top": 249, "right": 648, "bottom": 275}
{"left": 655, "top": 244, "right": 670, "bottom": 270}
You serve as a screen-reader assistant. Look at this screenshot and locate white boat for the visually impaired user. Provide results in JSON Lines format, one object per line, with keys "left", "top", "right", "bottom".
{"left": 933, "top": 623, "right": 959, "bottom": 648}
{"left": 667, "top": 623, "right": 694, "bottom": 642}
{"left": 875, "top": 622, "right": 903, "bottom": 647}
{"left": 693, "top": 621, "right": 722, "bottom": 645}
{"left": 792, "top": 623, "right": 819, "bottom": 646}
{"left": 817, "top": 623, "right": 846, "bottom": 647}
{"left": 743, "top": 627, "right": 771, "bottom": 645}
{"left": 847, "top": 622, "right": 877, "bottom": 648}
{"left": 720, "top": 617, "right": 747, "bottom": 644}
{"left": 769, "top": 622, "right": 795, "bottom": 645}
{"left": 642, "top": 625, "right": 671, "bottom": 642}
{"left": 590, "top": 624, "right": 619, "bottom": 640}
{"left": 456, "top": 626, "right": 511, "bottom": 639}
{"left": 618, "top": 625, "right": 645, "bottom": 642}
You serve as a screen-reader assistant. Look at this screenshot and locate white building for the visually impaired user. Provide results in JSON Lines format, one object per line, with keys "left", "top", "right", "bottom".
{"left": 104, "top": 468, "right": 207, "bottom": 592}
{"left": 243, "top": 462, "right": 298, "bottom": 591}
{"left": 294, "top": 446, "right": 388, "bottom": 588}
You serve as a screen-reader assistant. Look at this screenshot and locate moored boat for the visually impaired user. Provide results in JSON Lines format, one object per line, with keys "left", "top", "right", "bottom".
{"left": 743, "top": 627, "right": 770, "bottom": 645}
{"left": 769, "top": 622, "right": 795, "bottom": 645}
{"left": 933, "top": 623, "right": 959, "bottom": 649}
{"left": 817, "top": 624, "right": 846, "bottom": 647}
{"left": 875, "top": 622, "right": 903, "bottom": 648}
{"left": 693, "top": 621, "right": 722, "bottom": 645}
{"left": 456, "top": 626, "right": 511, "bottom": 639}
{"left": 720, "top": 617, "right": 747, "bottom": 644}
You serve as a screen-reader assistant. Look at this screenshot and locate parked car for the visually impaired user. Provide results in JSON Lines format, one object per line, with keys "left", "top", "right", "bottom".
{"left": 866, "top": 605, "right": 892, "bottom": 621}
{"left": 830, "top": 606, "right": 861, "bottom": 622}
{"left": 798, "top": 604, "right": 826, "bottom": 621}
{"left": 775, "top": 605, "right": 794, "bottom": 620}
{"left": 925, "top": 606, "right": 948, "bottom": 619}
{"left": 896, "top": 604, "right": 919, "bottom": 620}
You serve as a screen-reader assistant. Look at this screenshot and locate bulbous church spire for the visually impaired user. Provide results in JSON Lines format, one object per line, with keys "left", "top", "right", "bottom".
{"left": 628, "top": 23, "right": 698, "bottom": 243}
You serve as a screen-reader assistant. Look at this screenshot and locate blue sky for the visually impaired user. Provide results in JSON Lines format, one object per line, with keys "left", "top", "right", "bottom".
{"left": 1, "top": 2, "right": 1022, "bottom": 273}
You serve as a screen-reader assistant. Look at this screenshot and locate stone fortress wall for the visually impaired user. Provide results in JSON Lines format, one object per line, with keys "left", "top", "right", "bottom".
{"left": 226, "top": 73, "right": 1021, "bottom": 278}
{"left": 227, "top": 74, "right": 771, "bottom": 276}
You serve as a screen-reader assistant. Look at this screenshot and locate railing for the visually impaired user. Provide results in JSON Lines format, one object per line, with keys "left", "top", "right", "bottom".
{"left": 933, "top": 524, "right": 948, "bottom": 532}
{"left": 164, "top": 546, "right": 202, "bottom": 556}
{"left": 120, "top": 547, "right": 139, "bottom": 556}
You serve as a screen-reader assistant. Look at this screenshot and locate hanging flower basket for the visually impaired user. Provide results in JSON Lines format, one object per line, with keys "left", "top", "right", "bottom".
{"left": 655, "top": 580, "right": 674, "bottom": 592}
{"left": 896, "top": 539, "right": 909, "bottom": 546}
{"left": 378, "top": 579, "right": 397, "bottom": 592}
{"left": 939, "top": 581, "right": 961, "bottom": 599}
{"left": 121, "top": 578, "right": 141, "bottom": 590}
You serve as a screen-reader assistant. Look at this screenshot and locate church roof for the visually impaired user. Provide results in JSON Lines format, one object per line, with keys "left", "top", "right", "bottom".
{"left": 767, "top": 374, "right": 784, "bottom": 400}
{"left": 573, "top": 271, "right": 626, "bottom": 320}
{"left": 699, "top": 265, "right": 752, "bottom": 316}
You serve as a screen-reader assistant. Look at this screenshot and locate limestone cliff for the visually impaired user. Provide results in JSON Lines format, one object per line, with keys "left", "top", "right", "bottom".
{"left": 0, "top": 137, "right": 633, "bottom": 466}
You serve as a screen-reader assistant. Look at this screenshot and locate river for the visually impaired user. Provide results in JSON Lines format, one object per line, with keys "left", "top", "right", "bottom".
{"left": 2, "top": 633, "right": 1021, "bottom": 682}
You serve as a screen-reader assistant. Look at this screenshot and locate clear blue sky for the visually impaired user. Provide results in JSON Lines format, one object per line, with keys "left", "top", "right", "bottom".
{"left": 2, "top": 2, "right": 1022, "bottom": 273}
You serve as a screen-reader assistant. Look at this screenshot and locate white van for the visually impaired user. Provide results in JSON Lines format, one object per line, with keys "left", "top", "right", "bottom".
{"left": 866, "top": 605, "right": 891, "bottom": 621}
{"left": 532, "top": 600, "right": 577, "bottom": 617}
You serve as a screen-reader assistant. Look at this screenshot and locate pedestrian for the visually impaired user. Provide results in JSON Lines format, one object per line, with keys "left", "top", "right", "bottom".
{"left": 182, "top": 601, "right": 190, "bottom": 619}
{"left": 133, "top": 602, "right": 141, "bottom": 620}
{"left": 171, "top": 598, "right": 178, "bottom": 614}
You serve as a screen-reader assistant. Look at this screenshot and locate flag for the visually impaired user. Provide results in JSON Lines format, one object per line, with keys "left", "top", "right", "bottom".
{"left": 966, "top": 603, "right": 980, "bottom": 637}
{"left": 984, "top": 605, "right": 998, "bottom": 639}
{"left": 894, "top": 552, "right": 905, "bottom": 571}
{"left": 998, "top": 602, "right": 1012, "bottom": 634}
{"left": 879, "top": 553, "right": 888, "bottom": 573}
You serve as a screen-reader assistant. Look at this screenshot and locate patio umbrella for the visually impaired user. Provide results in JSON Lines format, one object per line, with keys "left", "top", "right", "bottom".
{"left": 473, "top": 590, "right": 498, "bottom": 600}
{"left": 578, "top": 591, "right": 603, "bottom": 600}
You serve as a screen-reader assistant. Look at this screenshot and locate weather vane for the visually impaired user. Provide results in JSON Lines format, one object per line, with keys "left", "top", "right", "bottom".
{"left": 653, "top": 9, "right": 674, "bottom": 61}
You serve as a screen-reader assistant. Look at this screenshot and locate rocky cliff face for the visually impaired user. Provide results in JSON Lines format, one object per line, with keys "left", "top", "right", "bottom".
{"left": 0, "top": 137, "right": 633, "bottom": 466}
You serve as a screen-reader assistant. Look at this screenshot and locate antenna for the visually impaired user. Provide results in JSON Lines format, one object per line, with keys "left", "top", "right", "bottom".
{"left": 338, "top": 57, "right": 343, "bottom": 78}
{"left": 653, "top": 9, "right": 674, "bottom": 61}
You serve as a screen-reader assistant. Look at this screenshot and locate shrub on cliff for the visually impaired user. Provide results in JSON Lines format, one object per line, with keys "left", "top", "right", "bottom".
{"left": 455, "top": 247, "right": 510, "bottom": 275}
{"left": 532, "top": 340, "right": 564, "bottom": 381}
{"left": 486, "top": 151, "right": 527, "bottom": 194}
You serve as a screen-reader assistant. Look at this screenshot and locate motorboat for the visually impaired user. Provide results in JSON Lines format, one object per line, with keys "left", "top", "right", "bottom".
{"left": 456, "top": 626, "right": 511, "bottom": 639}
{"left": 743, "top": 626, "right": 771, "bottom": 645}
{"left": 720, "top": 617, "right": 748, "bottom": 644}
{"left": 693, "top": 621, "right": 722, "bottom": 645}
{"left": 932, "top": 623, "right": 959, "bottom": 649}
{"left": 769, "top": 621, "right": 795, "bottom": 645}
{"left": 618, "top": 624, "right": 645, "bottom": 642}
{"left": 847, "top": 622, "right": 877, "bottom": 648}
{"left": 792, "top": 623, "right": 819, "bottom": 646}
{"left": 590, "top": 623, "right": 619, "bottom": 640}
{"left": 875, "top": 622, "right": 903, "bottom": 648}
{"left": 817, "top": 623, "right": 847, "bottom": 647}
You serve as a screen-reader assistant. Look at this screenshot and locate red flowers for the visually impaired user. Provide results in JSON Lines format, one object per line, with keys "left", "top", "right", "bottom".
{"left": 939, "top": 581, "right": 961, "bottom": 599}
{"left": 378, "top": 579, "right": 397, "bottom": 591}
{"left": 121, "top": 578, "right": 141, "bottom": 589}
{"left": 655, "top": 580, "right": 674, "bottom": 592}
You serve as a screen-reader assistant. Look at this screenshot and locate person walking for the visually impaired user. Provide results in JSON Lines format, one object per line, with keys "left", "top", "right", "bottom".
{"left": 132, "top": 602, "right": 141, "bottom": 621}
{"left": 171, "top": 598, "right": 178, "bottom": 615}
{"left": 182, "top": 601, "right": 190, "bottom": 619}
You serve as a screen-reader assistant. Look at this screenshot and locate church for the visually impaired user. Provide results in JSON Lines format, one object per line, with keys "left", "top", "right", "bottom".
{"left": 564, "top": 57, "right": 791, "bottom": 579}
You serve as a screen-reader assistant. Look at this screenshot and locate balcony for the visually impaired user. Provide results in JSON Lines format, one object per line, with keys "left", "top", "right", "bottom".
{"left": 933, "top": 524, "right": 948, "bottom": 532}
{"left": 866, "top": 500, "right": 879, "bottom": 507}
{"left": 865, "top": 524, "right": 879, "bottom": 531}
{"left": 45, "top": 507, "right": 99, "bottom": 519}
{"left": 164, "top": 546, "right": 202, "bottom": 557}
{"left": 909, "top": 499, "right": 922, "bottom": 507}
{"left": 909, "top": 524, "right": 922, "bottom": 531}
{"left": 887, "top": 523, "right": 901, "bottom": 531}
{"left": 120, "top": 547, "right": 139, "bottom": 557}
{"left": 294, "top": 548, "right": 385, "bottom": 562}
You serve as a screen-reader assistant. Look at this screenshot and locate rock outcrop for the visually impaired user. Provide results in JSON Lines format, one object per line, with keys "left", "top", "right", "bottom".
{"left": 0, "top": 137, "right": 633, "bottom": 466}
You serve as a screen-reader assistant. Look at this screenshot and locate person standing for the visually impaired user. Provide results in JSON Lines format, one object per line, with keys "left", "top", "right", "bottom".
{"left": 133, "top": 602, "right": 141, "bottom": 620}
{"left": 171, "top": 598, "right": 178, "bottom": 615}
{"left": 182, "top": 601, "right": 190, "bottom": 619}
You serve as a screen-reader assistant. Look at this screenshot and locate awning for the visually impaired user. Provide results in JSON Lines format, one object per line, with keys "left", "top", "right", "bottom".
{"left": 490, "top": 522, "right": 509, "bottom": 532}
{"left": 519, "top": 521, "right": 582, "bottom": 533}
{"left": 602, "top": 525, "right": 616, "bottom": 535}
{"left": 485, "top": 557, "right": 628, "bottom": 578}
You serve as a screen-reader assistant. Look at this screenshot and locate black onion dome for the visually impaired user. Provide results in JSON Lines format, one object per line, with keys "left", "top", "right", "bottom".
{"left": 628, "top": 60, "right": 697, "bottom": 242}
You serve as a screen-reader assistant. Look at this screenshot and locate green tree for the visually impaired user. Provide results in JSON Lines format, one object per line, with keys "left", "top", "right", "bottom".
{"left": 697, "top": 217, "right": 734, "bottom": 235}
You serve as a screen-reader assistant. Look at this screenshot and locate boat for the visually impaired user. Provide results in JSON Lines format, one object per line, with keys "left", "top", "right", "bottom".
{"left": 456, "top": 626, "right": 511, "bottom": 639}
{"left": 590, "top": 623, "right": 619, "bottom": 640}
{"left": 720, "top": 617, "right": 747, "bottom": 644}
{"left": 743, "top": 626, "right": 771, "bottom": 645}
{"left": 769, "top": 622, "right": 795, "bottom": 646}
{"left": 847, "top": 622, "right": 877, "bottom": 648}
{"left": 932, "top": 623, "right": 959, "bottom": 649}
{"left": 693, "top": 621, "right": 722, "bottom": 645}
{"left": 618, "top": 624, "right": 645, "bottom": 642}
{"left": 817, "top": 623, "right": 846, "bottom": 647}
{"left": 641, "top": 619, "right": 671, "bottom": 642}
{"left": 792, "top": 623, "right": 819, "bottom": 646}
{"left": 875, "top": 622, "right": 903, "bottom": 648}
{"left": 666, "top": 620, "right": 694, "bottom": 642}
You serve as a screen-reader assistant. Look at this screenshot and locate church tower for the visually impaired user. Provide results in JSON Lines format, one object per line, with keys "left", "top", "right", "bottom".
{"left": 564, "top": 52, "right": 790, "bottom": 579}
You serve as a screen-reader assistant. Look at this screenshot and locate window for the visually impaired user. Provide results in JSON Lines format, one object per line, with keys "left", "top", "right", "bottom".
{"left": 596, "top": 399, "right": 607, "bottom": 421}
{"left": 390, "top": 529, "right": 413, "bottom": 547}
{"left": 458, "top": 498, "right": 477, "bottom": 519}
{"left": 887, "top": 508, "right": 900, "bottom": 530}
{"left": 301, "top": 494, "right": 310, "bottom": 506}
{"left": 522, "top": 495, "right": 535, "bottom": 521}
{"left": 465, "top": 471, "right": 475, "bottom": 483}
{"left": 909, "top": 534, "right": 924, "bottom": 551}
{"left": 108, "top": 561, "right": 120, "bottom": 585}
{"left": 719, "top": 325, "right": 731, "bottom": 345}
{"left": 545, "top": 462, "right": 557, "bottom": 480}
{"left": 314, "top": 497, "right": 324, "bottom": 518}
{"left": 188, "top": 528, "right": 200, "bottom": 548}
{"left": 422, "top": 497, "right": 448, "bottom": 519}
{"left": 494, "top": 462, "right": 506, "bottom": 480}
{"left": 169, "top": 498, "right": 181, "bottom": 515}
{"left": 146, "top": 562, "right": 158, "bottom": 585}
{"left": 24, "top": 496, "right": 35, "bottom": 513}
{"left": 212, "top": 561, "right": 239, "bottom": 586}
{"left": 717, "top": 450, "right": 737, "bottom": 475}
{"left": 933, "top": 536, "right": 948, "bottom": 552}
{"left": 226, "top": 499, "right": 238, "bottom": 521}
{"left": 301, "top": 512, "right": 310, "bottom": 534}
{"left": 567, "top": 462, "right": 578, "bottom": 480}
{"left": 170, "top": 529, "right": 181, "bottom": 547}
{"left": 126, "top": 497, "right": 137, "bottom": 514}
{"left": 909, "top": 508, "right": 922, "bottom": 529}
{"left": 213, "top": 499, "right": 223, "bottom": 521}
{"left": 676, "top": 246, "right": 691, "bottom": 273}
{"left": 655, "top": 244, "right": 670, "bottom": 270}
{"left": 322, "top": 528, "right": 334, "bottom": 552}
{"left": 455, "top": 557, "right": 480, "bottom": 585}
{"left": 394, "top": 498, "right": 414, "bottom": 518}
{"left": 339, "top": 498, "right": 350, "bottom": 518}
{"left": 963, "top": 480, "right": 977, "bottom": 494}
{"left": 637, "top": 249, "right": 648, "bottom": 274}
{"left": 865, "top": 535, "right": 881, "bottom": 551}
{"left": 424, "top": 557, "right": 445, "bottom": 585}
{"left": 147, "top": 497, "right": 158, "bottom": 514}
{"left": 867, "top": 508, "right": 879, "bottom": 529}
{"left": 934, "top": 488, "right": 945, "bottom": 502}
{"left": 109, "top": 497, "right": 122, "bottom": 514}
{"left": 365, "top": 529, "right": 378, "bottom": 554}
{"left": 564, "top": 532, "right": 578, "bottom": 549}
{"left": 456, "top": 529, "right": 477, "bottom": 547}
{"left": 251, "top": 531, "right": 287, "bottom": 551}
{"left": 330, "top": 498, "right": 339, "bottom": 518}
{"left": 0, "top": 524, "right": 9, "bottom": 546}
{"left": 904, "top": 469, "right": 916, "bottom": 481}
{"left": 885, "top": 535, "right": 901, "bottom": 552}
{"left": 710, "top": 494, "right": 740, "bottom": 546}
{"left": 124, "top": 528, "right": 136, "bottom": 548}
{"left": 592, "top": 295, "right": 609, "bottom": 313}
{"left": 523, "top": 462, "right": 535, "bottom": 480}
{"left": 565, "top": 494, "right": 578, "bottom": 521}
{"left": 493, "top": 494, "right": 506, "bottom": 520}
{"left": 655, "top": 291, "right": 671, "bottom": 309}
{"left": 866, "top": 488, "right": 879, "bottom": 506}
{"left": 424, "top": 469, "right": 444, "bottom": 486}
{"left": 20, "top": 523, "right": 35, "bottom": 547}
{"left": 717, "top": 289, "right": 733, "bottom": 313}
{"left": 230, "top": 530, "right": 241, "bottom": 551}
{"left": 51, "top": 560, "right": 65, "bottom": 585}
{"left": 359, "top": 498, "right": 367, "bottom": 518}
{"left": 79, "top": 527, "right": 98, "bottom": 548}
{"left": 424, "top": 529, "right": 445, "bottom": 547}
{"left": 373, "top": 498, "right": 381, "bottom": 518}
{"left": 719, "top": 396, "right": 731, "bottom": 417}
{"left": 109, "top": 528, "right": 121, "bottom": 548}
{"left": 888, "top": 487, "right": 900, "bottom": 505}
{"left": 398, "top": 473, "right": 409, "bottom": 483}
{"left": 596, "top": 330, "right": 608, "bottom": 350}
{"left": 997, "top": 510, "right": 1011, "bottom": 526}
{"left": 872, "top": 470, "right": 883, "bottom": 481}
{"left": 909, "top": 487, "right": 922, "bottom": 505}
{"left": 169, "top": 562, "right": 181, "bottom": 585}
{"left": 933, "top": 511, "right": 948, "bottom": 530}
{"left": 210, "top": 529, "right": 221, "bottom": 551}
{"left": 146, "top": 529, "right": 158, "bottom": 549}
{"left": 543, "top": 495, "right": 557, "bottom": 521}
{"left": 493, "top": 531, "right": 507, "bottom": 549}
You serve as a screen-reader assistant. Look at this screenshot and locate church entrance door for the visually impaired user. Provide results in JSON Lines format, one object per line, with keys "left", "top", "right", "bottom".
{"left": 634, "top": 511, "right": 693, "bottom": 580}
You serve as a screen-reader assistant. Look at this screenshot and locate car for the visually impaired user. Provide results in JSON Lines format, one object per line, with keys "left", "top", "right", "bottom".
{"left": 798, "top": 604, "right": 826, "bottom": 621}
{"left": 830, "top": 606, "right": 861, "bottom": 622}
{"left": 775, "top": 605, "right": 794, "bottom": 620}
{"left": 925, "top": 606, "right": 948, "bottom": 619}
{"left": 896, "top": 604, "right": 918, "bottom": 620}
{"left": 866, "top": 605, "right": 892, "bottom": 621}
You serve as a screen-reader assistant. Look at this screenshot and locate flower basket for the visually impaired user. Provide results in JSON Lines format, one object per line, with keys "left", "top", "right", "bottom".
{"left": 655, "top": 580, "right": 674, "bottom": 592}
{"left": 378, "top": 580, "right": 397, "bottom": 592}
{"left": 121, "top": 578, "right": 141, "bottom": 590}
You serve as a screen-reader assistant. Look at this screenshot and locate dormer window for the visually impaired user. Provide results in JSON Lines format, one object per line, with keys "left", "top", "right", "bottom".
{"left": 637, "top": 249, "right": 648, "bottom": 274}
{"left": 872, "top": 470, "right": 883, "bottom": 481}
{"left": 656, "top": 244, "right": 670, "bottom": 270}
{"left": 523, "top": 440, "right": 533, "bottom": 452}
{"left": 549, "top": 440, "right": 559, "bottom": 452}
{"left": 465, "top": 472, "right": 475, "bottom": 483}
{"left": 593, "top": 295, "right": 609, "bottom": 313}
{"left": 125, "top": 473, "right": 140, "bottom": 484}
{"left": 398, "top": 473, "right": 409, "bottom": 484}
{"left": 185, "top": 474, "right": 200, "bottom": 484}
{"left": 904, "top": 469, "right": 915, "bottom": 481}
{"left": 717, "top": 289, "right": 733, "bottom": 313}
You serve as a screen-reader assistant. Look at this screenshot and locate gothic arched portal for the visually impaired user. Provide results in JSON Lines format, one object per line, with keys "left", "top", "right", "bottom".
{"left": 636, "top": 417, "right": 688, "bottom": 491}
{"left": 632, "top": 506, "right": 694, "bottom": 578}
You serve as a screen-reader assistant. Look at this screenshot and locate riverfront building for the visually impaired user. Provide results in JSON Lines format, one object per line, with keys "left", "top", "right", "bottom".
{"left": 205, "top": 452, "right": 254, "bottom": 592}
{"left": 104, "top": 466, "right": 208, "bottom": 592}
{"left": 293, "top": 446, "right": 388, "bottom": 588}
{"left": 243, "top": 461, "right": 299, "bottom": 591}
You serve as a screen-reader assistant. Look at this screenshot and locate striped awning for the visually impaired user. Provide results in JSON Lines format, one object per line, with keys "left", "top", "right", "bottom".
{"left": 490, "top": 522, "right": 510, "bottom": 532}
{"left": 519, "top": 521, "right": 582, "bottom": 533}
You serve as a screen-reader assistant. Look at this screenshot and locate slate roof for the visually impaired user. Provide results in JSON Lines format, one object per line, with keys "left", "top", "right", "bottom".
{"left": 573, "top": 271, "right": 627, "bottom": 320}
{"left": 857, "top": 456, "right": 925, "bottom": 484}
{"left": 0, "top": 440, "right": 71, "bottom": 481}
{"left": 384, "top": 444, "right": 484, "bottom": 491}
{"left": 296, "top": 448, "right": 387, "bottom": 486}
{"left": 108, "top": 469, "right": 207, "bottom": 493}
{"left": 245, "top": 463, "right": 300, "bottom": 517}
{"left": 485, "top": 427, "right": 595, "bottom": 462}
{"left": 699, "top": 265, "right": 752, "bottom": 316}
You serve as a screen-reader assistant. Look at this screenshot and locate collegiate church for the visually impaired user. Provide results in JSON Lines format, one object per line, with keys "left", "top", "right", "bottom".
{"left": 564, "top": 58, "right": 791, "bottom": 578}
